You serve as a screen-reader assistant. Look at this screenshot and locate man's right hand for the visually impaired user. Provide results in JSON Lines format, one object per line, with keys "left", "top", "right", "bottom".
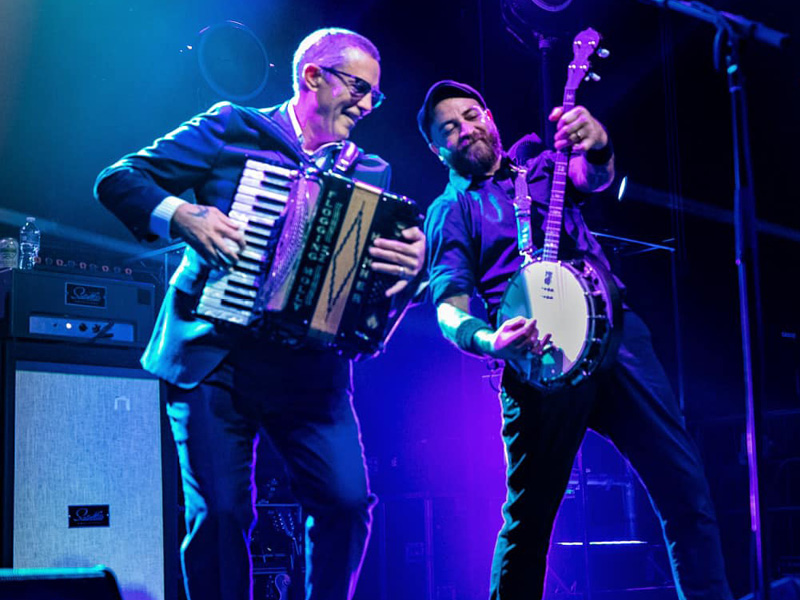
{"left": 171, "top": 203, "right": 246, "bottom": 270}
{"left": 480, "top": 316, "right": 551, "bottom": 361}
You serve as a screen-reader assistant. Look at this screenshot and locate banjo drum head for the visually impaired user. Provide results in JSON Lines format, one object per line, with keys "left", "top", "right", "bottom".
{"left": 498, "top": 260, "right": 591, "bottom": 387}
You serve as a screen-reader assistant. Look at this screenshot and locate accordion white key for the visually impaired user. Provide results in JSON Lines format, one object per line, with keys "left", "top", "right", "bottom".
{"left": 195, "top": 159, "right": 420, "bottom": 359}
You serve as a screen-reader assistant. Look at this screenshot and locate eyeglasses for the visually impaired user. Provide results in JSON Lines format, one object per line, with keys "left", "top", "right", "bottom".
{"left": 320, "top": 66, "right": 385, "bottom": 109}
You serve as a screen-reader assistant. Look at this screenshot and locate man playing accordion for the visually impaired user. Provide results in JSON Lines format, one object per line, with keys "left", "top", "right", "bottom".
{"left": 95, "top": 27, "right": 424, "bottom": 600}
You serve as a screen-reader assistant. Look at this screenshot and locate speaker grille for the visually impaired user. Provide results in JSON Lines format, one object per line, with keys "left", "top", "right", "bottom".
{"left": 12, "top": 362, "right": 164, "bottom": 600}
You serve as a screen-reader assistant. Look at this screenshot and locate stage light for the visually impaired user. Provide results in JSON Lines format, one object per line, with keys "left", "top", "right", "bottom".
{"left": 617, "top": 175, "right": 628, "bottom": 201}
{"left": 556, "top": 540, "right": 647, "bottom": 546}
{"left": 196, "top": 21, "right": 270, "bottom": 102}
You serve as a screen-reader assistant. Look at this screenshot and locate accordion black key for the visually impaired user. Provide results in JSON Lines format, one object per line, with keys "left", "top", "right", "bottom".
{"left": 196, "top": 159, "right": 421, "bottom": 359}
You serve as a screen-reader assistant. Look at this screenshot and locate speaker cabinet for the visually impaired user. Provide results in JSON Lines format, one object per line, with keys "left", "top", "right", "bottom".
{"left": 1, "top": 341, "right": 176, "bottom": 600}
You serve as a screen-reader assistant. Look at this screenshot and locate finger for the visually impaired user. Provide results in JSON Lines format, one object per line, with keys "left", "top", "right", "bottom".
{"left": 528, "top": 332, "right": 553, "bottom": 354}
{"left": 368, "top": 246, "right": 417, "bottom": 272}
{"left": 217, "top": 224, "right": 247, "bottom": 252}
{"left": 220, "top": 237, "right": 243, "bottom": 261}
{"left": 371, "top": 237, "right": 423, "bottom": 261}
{"left": 508, "top": 321, "right": 539, "bottom": 348}
{"left": 212, "top": 235, "right": 240, "bottom": 266}
{"left": 511, "top": 330, "right": 538, "bottom": 350}
{"left": 555, "top": 126, "right": 581, "bottom": 151}
{"left": 502, "top": 316, "right": 528, "bottom": 331}
{"left": 399, "top": 226, "right": 425, "bottom": 241}
{"left": 569, "top": 120, "right": 586, "bottom": 138}
{"left": 219, "top": 216, "right": 244, "bottom": 234}
{"left": 370, "top": 239, "right": 416, "bottom": 258}
{"left": 548, "top": 106, "right": 564, "bottom": 122}
{"left": 384, "top": 279, "right": 409, "bottom": 298}
{"left": 370, "top": 261, "right": 413, "bottom": 280}
{"left": 556, "top": 134, "right": 586, "bottom": 153}
{"left": 515, "top": 317, "right": 539, "bottom": 339}
{"left": 530, "top": 320, "right": 554, "bottom": 343}
{"left": 526, "top": 334, "right": 552, "bottom": 357}
{"left": 556, "top": 107, "right": 581, "bottom": 130}
{"left": 572, "top": 127, "right": 605, "bottom": 154}
{"left": 511, "top": 338, "right": 532, "bottom": 352}
{"left": 220, "top": 213, "right": 242, "bottom": 230}
{"left": 560, "top": 114, "right": 586, "bottom": 135}
{"left": 195, "top": 239, "right": 227, "bottom": 270}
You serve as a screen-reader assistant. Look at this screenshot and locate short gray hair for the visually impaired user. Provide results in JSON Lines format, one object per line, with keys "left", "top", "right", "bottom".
{"left": 292, "top": 28, "right": 380, "bottom": 95}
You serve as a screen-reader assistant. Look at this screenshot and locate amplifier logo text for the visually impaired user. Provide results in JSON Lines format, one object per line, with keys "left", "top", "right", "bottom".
{"left": 68, "top": 505, "right": 110, "bottom": 528}
{"left": 65, "top": 283, "right": 106, "bottom": 308}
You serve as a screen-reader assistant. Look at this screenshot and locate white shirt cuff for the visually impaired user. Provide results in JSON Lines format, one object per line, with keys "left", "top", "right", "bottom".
{"left": 150, "top": 196, "right": 188, "bottom": 239}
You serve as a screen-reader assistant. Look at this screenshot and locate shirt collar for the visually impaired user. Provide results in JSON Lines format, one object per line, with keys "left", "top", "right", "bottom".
{"left": 288, "top": 97, "right": 305, "bottom": 148}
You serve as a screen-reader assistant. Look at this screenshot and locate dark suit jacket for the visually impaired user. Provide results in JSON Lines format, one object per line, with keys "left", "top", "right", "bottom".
{"left": 95, "top": 101, "right": 391, "bottom": 388}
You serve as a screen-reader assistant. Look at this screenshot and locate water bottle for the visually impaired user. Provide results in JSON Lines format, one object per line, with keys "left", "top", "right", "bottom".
{"left": 19, "top": 217, "right": 40, "bottom": 270}
{"left": 0, "top": 237, "right": 18, "bottom": 269}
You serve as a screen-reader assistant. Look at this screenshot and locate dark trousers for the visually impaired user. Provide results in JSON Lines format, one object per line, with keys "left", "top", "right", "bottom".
{"left": 489, "top": 310, "right": 733, "bottom": 600}
{"left": 165, "top": 341, "right": 375, "bottom": 600}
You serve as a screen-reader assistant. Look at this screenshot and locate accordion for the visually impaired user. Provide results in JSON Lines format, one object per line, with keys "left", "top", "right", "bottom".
{"left": 195, "top": 159, "right": 421, "bottom": 359}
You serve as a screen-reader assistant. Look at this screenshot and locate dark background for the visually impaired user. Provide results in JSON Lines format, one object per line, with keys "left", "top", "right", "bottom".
{"left": 1, "top": 0, "right": 799, "bottom": 599}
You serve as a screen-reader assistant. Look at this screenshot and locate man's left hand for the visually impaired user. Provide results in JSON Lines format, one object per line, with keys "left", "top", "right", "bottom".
{"left": 550, "top": 105, "right": 608, "bottom": 153}
{"left": 368, "top": 226, "right": 426, "bottom": 297}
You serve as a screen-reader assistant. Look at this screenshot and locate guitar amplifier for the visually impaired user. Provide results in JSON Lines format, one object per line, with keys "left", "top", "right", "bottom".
{"left": 0, "top": 268, "right": 155, "bottom": 347}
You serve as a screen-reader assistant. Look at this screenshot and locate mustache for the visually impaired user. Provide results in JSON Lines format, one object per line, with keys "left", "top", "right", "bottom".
{"left": 449, "top": 128, "right": 501, "bottom": 177}
{"left": 458, "top": 134, "right": 489, "bottom": 151}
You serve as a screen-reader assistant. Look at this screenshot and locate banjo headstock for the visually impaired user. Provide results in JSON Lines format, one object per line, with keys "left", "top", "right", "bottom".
{"left": 565, "top": 28, "right": 607, "bottom": 95}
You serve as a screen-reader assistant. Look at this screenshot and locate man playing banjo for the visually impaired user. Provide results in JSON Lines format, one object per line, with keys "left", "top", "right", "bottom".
{"left": 418, "top": 76, "right": 733, "bottom": 599}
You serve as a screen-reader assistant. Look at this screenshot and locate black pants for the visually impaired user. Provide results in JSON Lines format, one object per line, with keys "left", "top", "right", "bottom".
{"left": 166, "top": 339, "right": 375, "bottom": 600}
{"left": 489, "top": 310, "right": 733, "bottom": 600}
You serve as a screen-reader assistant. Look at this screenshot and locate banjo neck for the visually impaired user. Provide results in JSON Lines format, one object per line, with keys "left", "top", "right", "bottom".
{"left": 542, "top": 93, "right": 574, "bottom": 263}
{"left": 541, "top": 29, "right": 602, "bottom": 263}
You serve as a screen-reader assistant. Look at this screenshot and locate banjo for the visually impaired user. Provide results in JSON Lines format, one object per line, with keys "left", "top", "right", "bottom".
{"left": 497, "top": 27, "right": 622, "bottom": 392}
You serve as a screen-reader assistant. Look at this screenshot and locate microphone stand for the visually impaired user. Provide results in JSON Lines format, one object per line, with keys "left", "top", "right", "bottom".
{"left": 535, "top": 32, "right": 557, "bottom": 146}
{"left": 635, "top": 3, "right": 788, "bottom": 600}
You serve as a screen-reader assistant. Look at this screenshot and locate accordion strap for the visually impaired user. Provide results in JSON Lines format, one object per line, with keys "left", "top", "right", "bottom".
{"left": 332, "top": 141, "right": 362, "bottom": 174}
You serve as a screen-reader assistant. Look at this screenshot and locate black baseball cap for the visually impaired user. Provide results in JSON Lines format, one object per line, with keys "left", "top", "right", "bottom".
{"left": 417, "top": 80, "right": 487, "bottom": 145}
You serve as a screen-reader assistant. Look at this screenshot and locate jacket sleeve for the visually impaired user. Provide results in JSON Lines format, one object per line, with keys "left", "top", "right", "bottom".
{"left": 94, "top": 102, "right": 233, "bottom": 241}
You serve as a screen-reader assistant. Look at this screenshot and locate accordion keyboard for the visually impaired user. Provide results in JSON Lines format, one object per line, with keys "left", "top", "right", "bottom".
{"left": 196, "top": 159, "right": 298, "bottom": 325}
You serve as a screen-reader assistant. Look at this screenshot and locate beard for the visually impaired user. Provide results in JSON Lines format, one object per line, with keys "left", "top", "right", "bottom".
{"left": 449, "top": 128, "right": 502, "bottom": 178}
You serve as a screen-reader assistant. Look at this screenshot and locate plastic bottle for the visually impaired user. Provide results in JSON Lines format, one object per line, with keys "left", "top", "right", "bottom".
{"left": 19, "top": 217, "right": 40, "bottom": 270}
{"left": 0, "top": 237, "right": 18, "bottom": 269}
